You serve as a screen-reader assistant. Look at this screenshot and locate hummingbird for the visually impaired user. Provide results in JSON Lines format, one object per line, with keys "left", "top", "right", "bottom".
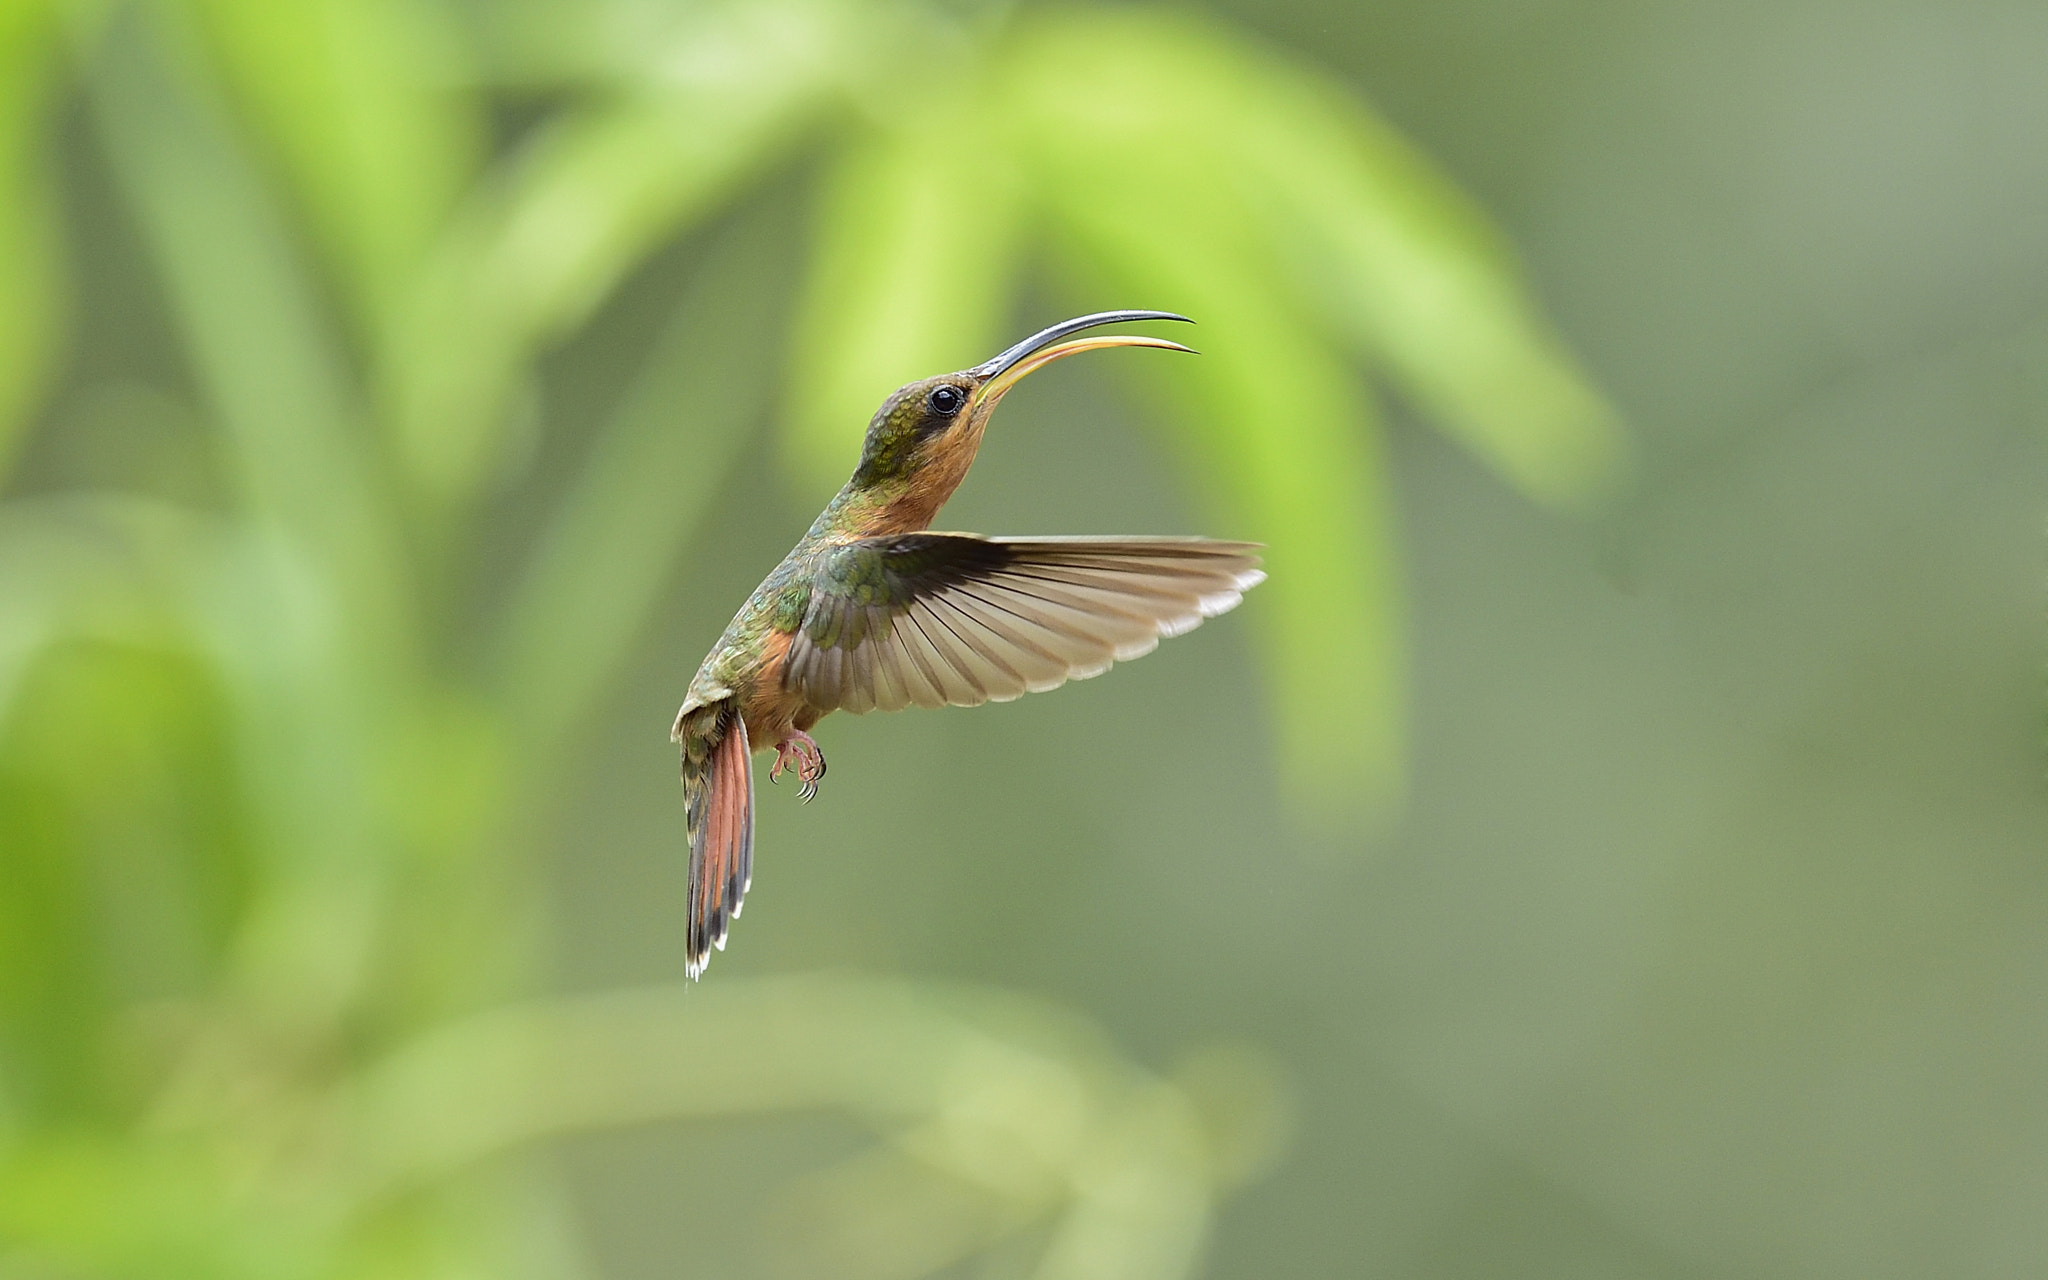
{"left": 670, "top": 311, "right": 1263, "bottom": 977}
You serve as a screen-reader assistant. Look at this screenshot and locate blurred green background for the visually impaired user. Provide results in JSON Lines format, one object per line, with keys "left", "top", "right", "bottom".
{"left": 2, "top": 0, "right": 2045, "bottom": 1277}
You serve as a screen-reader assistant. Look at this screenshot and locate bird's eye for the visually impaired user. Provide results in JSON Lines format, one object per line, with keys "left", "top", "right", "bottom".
{"left": 927, "top": 385, "right": 964, "bottom": 417}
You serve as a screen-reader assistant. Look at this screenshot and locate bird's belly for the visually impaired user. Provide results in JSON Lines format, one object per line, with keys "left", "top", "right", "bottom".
{"left": 737, "top": 630, "right": 818, "bottom": 750}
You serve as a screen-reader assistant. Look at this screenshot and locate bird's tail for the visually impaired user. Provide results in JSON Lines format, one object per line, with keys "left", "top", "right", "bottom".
{"left": 679, "top": 704, "right": 753, "bottom": 979}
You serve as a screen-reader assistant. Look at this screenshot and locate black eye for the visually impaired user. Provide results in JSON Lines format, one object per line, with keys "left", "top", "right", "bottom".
{"left": 927, "top": 385, "right": 963, "bottom": 416}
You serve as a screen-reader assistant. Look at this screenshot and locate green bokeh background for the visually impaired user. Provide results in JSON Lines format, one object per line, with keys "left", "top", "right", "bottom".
{"left": 3, "top": 1, "right": 2045, "bottom": 1277}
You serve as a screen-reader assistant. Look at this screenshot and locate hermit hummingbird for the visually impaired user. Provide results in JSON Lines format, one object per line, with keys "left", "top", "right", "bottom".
{"left": 670, "top": 311, "right": 1263, "bottom": 977}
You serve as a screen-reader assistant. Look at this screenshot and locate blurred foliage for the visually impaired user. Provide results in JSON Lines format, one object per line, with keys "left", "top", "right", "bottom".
{"left": 0, "top": 0, "right": 1609, "bottom": 1275}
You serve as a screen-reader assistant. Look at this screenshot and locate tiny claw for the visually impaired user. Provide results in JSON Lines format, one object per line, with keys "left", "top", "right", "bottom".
{"left": 773, "top": 731, "right": 827, "bottom": 803}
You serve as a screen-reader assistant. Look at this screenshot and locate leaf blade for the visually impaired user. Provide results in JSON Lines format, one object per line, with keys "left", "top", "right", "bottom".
{"left": 492, "top": 209, "right": 795, "bottom": 758}
{"left": 784, "top": 85, "right": 1028, "bottom": 494}
{"left": 384, "top": 1, "right": 859, "bottom": 504}
{"left": 0, "top": 0, "right": 65, "bottom": 477}
{"left": 181, "top": 0, "right": 482, "bottom": 327}
{"left": 1005, "top": 14, "right": 1409, "bottom": 818}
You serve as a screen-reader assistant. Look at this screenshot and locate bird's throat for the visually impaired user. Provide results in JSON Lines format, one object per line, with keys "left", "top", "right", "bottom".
{"left": 840, "top": 417, "right": 986, "bottom": 536}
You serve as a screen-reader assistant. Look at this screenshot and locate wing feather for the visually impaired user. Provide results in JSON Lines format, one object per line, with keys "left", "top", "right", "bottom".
{"left": 785, "top": 535, "right": 1263, "bottom": 715}
{"left": 923, "top": 593, "right": 1033, "bottom": 701}
{"left": 904, "top": 604, "right": 984, "bottom": 706}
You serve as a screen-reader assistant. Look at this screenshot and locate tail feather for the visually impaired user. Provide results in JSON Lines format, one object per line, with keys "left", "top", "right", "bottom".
{"left": 682, "top": 706, "right": 753, "bottom": 979}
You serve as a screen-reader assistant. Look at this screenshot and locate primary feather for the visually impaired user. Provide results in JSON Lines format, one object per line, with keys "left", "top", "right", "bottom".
{"left": 783, "top": 535, "right": 1264, "bottom": 714}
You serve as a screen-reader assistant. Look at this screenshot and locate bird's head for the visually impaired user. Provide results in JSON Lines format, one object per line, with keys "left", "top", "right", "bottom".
{"left": 848, "top": 311, "right": 1194, "bottom": 508}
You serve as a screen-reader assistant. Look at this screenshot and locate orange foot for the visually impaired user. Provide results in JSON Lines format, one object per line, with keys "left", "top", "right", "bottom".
{"left": 769, "top": 730, "right": 827, "bottom": 802}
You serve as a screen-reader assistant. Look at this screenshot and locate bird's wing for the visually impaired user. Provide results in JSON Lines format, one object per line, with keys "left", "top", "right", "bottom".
{"left": 783, "top": 535, "right": 1263, "bottom": 715}
{"left": 680, "top": 704, "right": 752, "bottom": 978}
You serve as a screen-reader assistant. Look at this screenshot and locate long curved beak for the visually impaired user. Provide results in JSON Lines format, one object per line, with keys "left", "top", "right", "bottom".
{"left": 971, "top": 310, "right": 1196, "bottom": 406}
{"left": 978, "top": 334, "right": 1196, "bottom": 405}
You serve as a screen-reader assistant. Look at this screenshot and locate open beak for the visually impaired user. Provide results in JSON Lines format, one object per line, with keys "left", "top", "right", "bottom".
{"left": 971, "top": 310, "right": 1195, "bottom": 406}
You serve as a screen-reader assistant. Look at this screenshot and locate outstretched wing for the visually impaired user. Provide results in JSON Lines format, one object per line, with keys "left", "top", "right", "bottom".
{"left": 783, "top": 535, "right": 1263, "bottom": 715}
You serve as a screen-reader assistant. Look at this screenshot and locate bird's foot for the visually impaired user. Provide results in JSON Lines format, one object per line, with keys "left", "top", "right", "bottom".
{"left": 769, "top": 731, "right": 827, "bottom": 802}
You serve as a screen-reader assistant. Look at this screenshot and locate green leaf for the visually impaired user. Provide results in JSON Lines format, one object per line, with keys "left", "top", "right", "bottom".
{"left": 492, "top": 209, "right": 795, "bottom": 761}
{"left": 338, "top": 973, "right": 1272, "bottom": 1280}
{"left": 1019, "top": 9, "right": 1623, "bottom": 511}
{"left": 469, "top": 0, "right": 945, "bottom": 92}
{"left": 0, "top": 496, "right": 241, "bottom": 728}
{"left": 1001, "top": 13, "right": 1408, "bottom": 817}
{"left": 1223, "top": 37, "right": 1625, "bottom": 511}
{"left": 87, "top": 13, "right": 424, "bottom": 1027}
{"left": 87, "top": 10, "right": 410, "bottom": 663}
{"left": 0, "top": 492, "right": 388, "bottom": 1038}
{"left": 179, "top": 0, "right": 482, "bottom": 329}
{"left": 0, "top": 1134, "right": 326, "bottom": 1280}
{"left": 784, "top": 79, "right": 1028, "bottom": 494}
{"left": 0, "top": 0, "right": 65, "bottom": 477}
{"left": 383, "top": 0, "right": 859, "bottom": 504}
{"left": 0, "top": 497, "right": 236, "bottom": 1121}
{"left": 0, "top": 649, "right": 257, "bottom": 1124}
